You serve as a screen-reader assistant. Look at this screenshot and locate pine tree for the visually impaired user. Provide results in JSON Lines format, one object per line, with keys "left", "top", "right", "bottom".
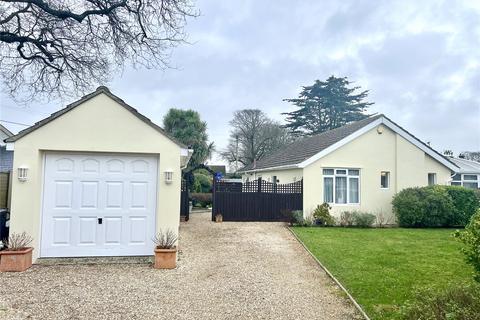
{"left": 283, "top": 76, "right": 373, "bottom": 135}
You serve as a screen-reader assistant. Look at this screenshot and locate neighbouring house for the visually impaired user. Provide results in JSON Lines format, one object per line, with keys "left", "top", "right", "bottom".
{"left": 0, "top": 123, "right": 13, "bottom": 173}
{"left": 207, "top": 165, "right": 226, "bottom": 176}
{"left": 4, "top": 86, "right": 192, "bottom": 262}
{"left": 449, "top": 157, "right": 480, "bottom": 189}
{"left": 0, "top": 124, "right": 13, "bottom": 209}
{"left": 239, "top": 114, "right": 459, "bottom": 220}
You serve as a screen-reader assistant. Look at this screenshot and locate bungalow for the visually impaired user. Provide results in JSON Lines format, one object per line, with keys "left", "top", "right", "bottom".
{"left": 239, "top": 115, "right": 459, "bottom": 220}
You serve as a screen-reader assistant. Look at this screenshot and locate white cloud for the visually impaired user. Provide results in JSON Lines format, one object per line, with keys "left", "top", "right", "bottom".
{"left": 1, "top": 0, "right": 479, "bottom": 164}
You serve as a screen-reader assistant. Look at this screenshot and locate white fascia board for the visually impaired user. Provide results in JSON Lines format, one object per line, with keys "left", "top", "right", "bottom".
{"left": 380, "top": 117, "right": 459, "bottom": 172}
{"left": 298, "top": 118, "right": 383, "bottom": 168}
{"left": 6, "top": 142, "right": 14, "bottom": 151}
{"left": 180, "top": 148, "right": 194, "bottom": 169}
{"left": 240, "top": 164, "right": 300, "bottom": 174}
{"left": 181, "top": 148, "right": 193, "bottom": 156}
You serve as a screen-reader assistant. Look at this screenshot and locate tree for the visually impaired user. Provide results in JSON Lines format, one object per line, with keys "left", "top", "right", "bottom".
{"left": 460, "top": 151, "right": 480, "bottom": 163}
{"left": 163, "top": 108, "right": 214, "bottom": 169}
{"left": 221, "top": 109, "right": 295, "bottom": 169}
{"left": 283, "top": 76, "right": 373, "bottom": 136}
{"left": 0, "top": 0, "right": 195, "bottom": 100}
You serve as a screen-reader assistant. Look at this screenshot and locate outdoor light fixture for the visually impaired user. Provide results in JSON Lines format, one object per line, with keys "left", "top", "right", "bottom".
{"left": 164, "top": 169, "right": 173, "bottom": 184}
{"left": 18, "top": 166, "right": 28, "bottom": 182}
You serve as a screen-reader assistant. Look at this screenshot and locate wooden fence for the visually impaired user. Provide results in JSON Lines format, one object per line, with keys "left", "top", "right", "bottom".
{"left": 212, "top": 178, "right": 303, "bottom": 221}
{"left": 180, "top": 179, "right": 189, "bottom": 221}
{"left": 0, "top": 172, "right": 10, "bottom": 209}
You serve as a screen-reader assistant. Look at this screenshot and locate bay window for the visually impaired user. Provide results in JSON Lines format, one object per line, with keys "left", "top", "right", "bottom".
{"left": 323, "top": 168, "right": 360, "bottom": 204}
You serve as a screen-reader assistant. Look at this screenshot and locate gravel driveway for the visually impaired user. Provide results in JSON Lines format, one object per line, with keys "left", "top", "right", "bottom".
{"left": 0, "top": 211, "right": 360, "bottom": 319}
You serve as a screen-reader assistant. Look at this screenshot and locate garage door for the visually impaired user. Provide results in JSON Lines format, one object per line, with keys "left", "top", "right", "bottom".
{"left": 41, "top": 153, "right": 158, "bottom": 257}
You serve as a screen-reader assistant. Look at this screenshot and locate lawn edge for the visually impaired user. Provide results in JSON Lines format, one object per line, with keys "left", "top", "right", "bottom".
{"left": 287, "top": 226, "right": 371, "bottom": 320}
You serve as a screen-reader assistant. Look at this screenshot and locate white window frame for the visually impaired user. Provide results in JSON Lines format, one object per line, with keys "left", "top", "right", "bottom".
{"left": 428, "top": 173, "right": 437, "bottom": 186}
{"left": 380, "top": 171, "right": 390, "bottom": 189}
{"left": 451, "top": 174, "right": 479, "bottom": 189}
{"left": 323, "top": 168, "right": 360, "bottom": 205}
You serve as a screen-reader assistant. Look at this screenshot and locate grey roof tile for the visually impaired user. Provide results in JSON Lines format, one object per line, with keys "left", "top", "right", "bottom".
{"left": 240, "top": 115, "right": 383, "bottom": 171}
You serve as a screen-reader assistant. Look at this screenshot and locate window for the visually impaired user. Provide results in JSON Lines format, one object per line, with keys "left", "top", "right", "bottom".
{"left": 323, "top": 168, "right": 360, "bottom": 204}
{"left": 450, "top": 174, "right": 479, "bottom": 189}
{"left": 428, "top": 173, "right": 437, "bottom": 186}
{"left": 380, "top": 171, "right": 390, "bottom": 188}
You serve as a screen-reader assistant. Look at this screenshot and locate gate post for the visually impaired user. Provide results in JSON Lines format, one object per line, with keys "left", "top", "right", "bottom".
{"left": 257, "top": 177, "right": 262, "bottom": 193}
{"left": 212, "top": 177, "right": 216, "bottom": 221}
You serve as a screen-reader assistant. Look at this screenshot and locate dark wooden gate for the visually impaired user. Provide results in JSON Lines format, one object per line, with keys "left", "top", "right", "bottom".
{"left": 212, "top": 178, "right": 303, "bottom": 221}
{"left": 180, "top": 179, "right": 189, "bottom": 221}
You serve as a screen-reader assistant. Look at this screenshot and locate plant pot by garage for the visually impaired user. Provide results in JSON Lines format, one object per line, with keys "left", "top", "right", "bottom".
{"left": 0, "top": 247, "right": 33, "bottom": 272}
{"left": 152, "top": 229, "right": 178, "bottom": 269}
{"left": 154, "top": 248, "right": 177, "bottom": 269}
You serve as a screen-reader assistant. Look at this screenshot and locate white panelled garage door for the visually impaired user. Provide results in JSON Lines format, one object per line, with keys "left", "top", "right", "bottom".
{"left": 41, "top": 153, "right": 158, "bottom": 257}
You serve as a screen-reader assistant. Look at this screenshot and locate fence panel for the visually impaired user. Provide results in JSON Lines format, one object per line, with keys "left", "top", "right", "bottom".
{"left": 0, "top": 172, "right": 9, "bottom": 209}
{"left": 180, "top": 179, "right": 189, "bottom": 221}
{"left": 212, "top": 178, "right": 303, "bottom": 221}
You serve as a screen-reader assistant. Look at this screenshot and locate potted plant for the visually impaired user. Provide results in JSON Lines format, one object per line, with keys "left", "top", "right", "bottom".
{"left": 152, "top": 229, "right": 178, "bottom": 269}
{"left": 0, "top": 232, "right": 34, "bottom": 272}
{"left": 215, "top": 213, "right": 223, "bottom": 223}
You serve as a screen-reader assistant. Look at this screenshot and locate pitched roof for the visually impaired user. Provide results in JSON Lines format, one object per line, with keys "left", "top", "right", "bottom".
{"left": 0, "top": 123, "right": 13, "bottom": 137}
{"left": 4, "top": 86, "right": 186, "bottom": 148}
{"left": 449, "top": 157, "right": 480, "bottom": 174}
{"left": 239, "top": 114, "right": 457, "bottom": 172}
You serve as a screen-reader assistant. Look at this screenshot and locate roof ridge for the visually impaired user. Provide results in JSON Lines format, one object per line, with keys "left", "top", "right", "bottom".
{"left": 4, "top": 87, "right": 186, "bottom": 148}
{"left": 241, "top": 114, "right": 380, "bottom": 171}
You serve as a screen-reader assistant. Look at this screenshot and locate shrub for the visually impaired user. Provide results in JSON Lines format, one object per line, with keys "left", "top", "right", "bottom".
{"left": 401, "top": 283, "right": 480, "bottom": 320}
{"left": 340, "top": 211, "right": 375, "bottom": 227}
{"left": 353, "top": 212, "right": 376, "bottom": 228}
{"left": 190, "top": 193, "right": 212, "bottom": 208}
{"left": 283, "top": 210, "right": 304, "bottom": 226}
{"left": 3, "top": 232, "right": 33, "bottom": 251}
{"left": 193, "top": 173, "right": 212, "bottom": 193}
{"left": 391, "top": 185, "right": 479, "bottom": 227}
{"left": 339, "top": 211, "right": 356, "bottom": 227}
{"left": 312, "top": 203, "right": 335, "bottom": 226}
{"left": 446, "top": 186, "right": 480, "bottom": 226}
{"left": 375, "top": 210, "right": 396, "bottom": 227}
{"left": 152, "top": 229, "right": 178, "bottom": 249}
{"left": 455, "top": 209, "right": 480, "bottom": 282}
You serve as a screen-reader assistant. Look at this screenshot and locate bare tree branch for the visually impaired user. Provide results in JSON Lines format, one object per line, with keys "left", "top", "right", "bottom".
{"left": 0, "top": 0, "right": 196, "bottom": 101}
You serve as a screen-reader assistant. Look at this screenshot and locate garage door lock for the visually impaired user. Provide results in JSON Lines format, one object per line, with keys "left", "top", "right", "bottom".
{"left": 98, "top": 218, "right": 103, "bottom": 225}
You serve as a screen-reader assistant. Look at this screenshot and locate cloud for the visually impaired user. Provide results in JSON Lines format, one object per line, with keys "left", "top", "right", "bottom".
{"left": 1, "top": 0, "right": 479, "bottom": 163}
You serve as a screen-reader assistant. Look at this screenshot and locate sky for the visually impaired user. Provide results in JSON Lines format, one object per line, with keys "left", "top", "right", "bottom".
{"left": 1, "top": 0, "right": 479, "bottom": 166}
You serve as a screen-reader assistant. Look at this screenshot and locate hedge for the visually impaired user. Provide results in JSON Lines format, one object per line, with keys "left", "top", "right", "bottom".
{"left": 190, "top": 193, "right": 212, "bottom": 208}
{"left": 392, "top": 185, "right": 479, "bottom": 227}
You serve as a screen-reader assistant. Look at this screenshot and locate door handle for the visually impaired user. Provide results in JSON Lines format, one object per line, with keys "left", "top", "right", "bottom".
{"left": 98, "top": 218, "right": 103, "bottom": 225}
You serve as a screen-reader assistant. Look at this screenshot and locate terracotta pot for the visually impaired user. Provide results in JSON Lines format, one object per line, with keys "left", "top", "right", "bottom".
{"left": 154, "top": 248, "right": 177, "bottom": 269}
{"left": 215, "top": 214, "right": 223, "bottom": 223}
{"left": 0, "top": 247, "right": 33, "bottom": 272}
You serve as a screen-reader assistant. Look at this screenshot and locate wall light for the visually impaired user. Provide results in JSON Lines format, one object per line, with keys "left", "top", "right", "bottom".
{"left": 164, "top": 169, "right": 173, "bottom": 184}
{"left": 18, "top": 166, "right": 28, "bottom": 182}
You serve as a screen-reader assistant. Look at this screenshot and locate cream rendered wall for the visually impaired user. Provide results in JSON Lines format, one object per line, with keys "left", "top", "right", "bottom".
{"left": 9, "top": 93, "right": 182, "bottom": 261}
{"left": 303, "top": 125, "right": 452, "bottom": 221}
{"left": 242, "top": 168, "right": 303, "bottom": 183}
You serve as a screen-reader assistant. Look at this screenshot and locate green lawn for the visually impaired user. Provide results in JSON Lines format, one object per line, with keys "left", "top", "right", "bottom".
{"left": 291, "top": 227, "right": 474, "bottom": 320}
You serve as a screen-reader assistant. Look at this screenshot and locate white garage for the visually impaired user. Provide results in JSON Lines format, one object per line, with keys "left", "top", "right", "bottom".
{"left": 41, "top": 153, "right": 158, "bottom": 257}
{"left": 5, "top": 87, "right": 191, "bottom": 261}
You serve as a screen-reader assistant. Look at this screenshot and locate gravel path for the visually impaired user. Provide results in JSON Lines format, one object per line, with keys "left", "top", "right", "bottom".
{"left": 0, "top": 211, "right": 360, "bottom": 319}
